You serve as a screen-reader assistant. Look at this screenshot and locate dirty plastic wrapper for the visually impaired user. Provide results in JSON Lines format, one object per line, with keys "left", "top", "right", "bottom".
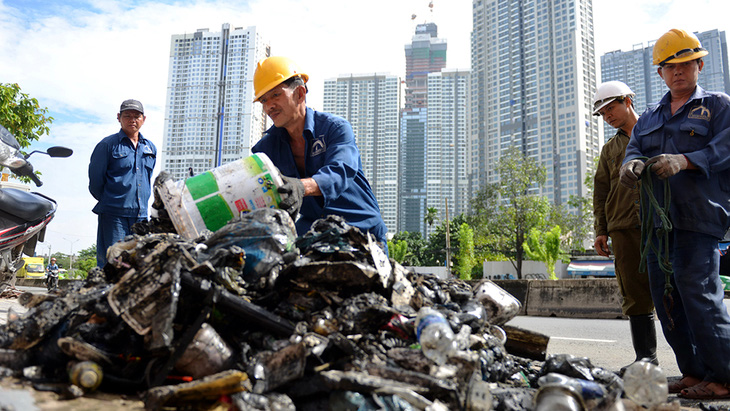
{"left": 204, "top": 208, "right": 297, "bottom": 286}
{"left": 540, "top": 354, "right": 595, "bottom": 381}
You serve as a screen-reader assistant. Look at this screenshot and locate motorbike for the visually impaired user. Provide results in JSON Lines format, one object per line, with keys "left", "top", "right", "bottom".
{"left": 46, "top": 267, "right": 59, "bottom": 291}
{"left": 0, "top": 124, "right": 72, "bottom": 293}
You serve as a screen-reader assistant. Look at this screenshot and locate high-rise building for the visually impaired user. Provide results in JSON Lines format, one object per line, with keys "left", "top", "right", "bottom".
{"left": 404, "top": 23, "right": 447, "bottom": 112}
{"left": 425, "top": 69, "right": 470, "bottom": 223}
{"left": 601, "top": 29, "right": 730, "bottom": 142}
{"left": 470, "top": 0, "right": 600, "bottom": 206}
{"left": 162, "top": 24, "right": 270, "bottom": 180}
{"left": 323, "top": 74, "right": 402, "bottom": 233}
{"left": 401, "top": 23, "right": 448, "bottom": 235}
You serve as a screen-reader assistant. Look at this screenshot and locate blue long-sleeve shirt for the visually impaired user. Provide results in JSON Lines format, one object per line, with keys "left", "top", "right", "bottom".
{"left": 88, "top": 130, "right": 156, "bottom": 217}
{"left": 624, "top": 86, "right": 730, "bottom": 238}
{"left": 252, "top": 108, "right": 387, "bottom": 241}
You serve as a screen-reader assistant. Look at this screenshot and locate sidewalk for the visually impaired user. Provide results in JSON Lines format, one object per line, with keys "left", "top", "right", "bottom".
{"left": 0, "top": 289, "right": 27, "bottom": 325}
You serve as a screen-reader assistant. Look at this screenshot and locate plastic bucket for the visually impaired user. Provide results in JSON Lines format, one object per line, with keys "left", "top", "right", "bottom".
{"left": 157, "top": 153, "right": 284, "bottom": 239}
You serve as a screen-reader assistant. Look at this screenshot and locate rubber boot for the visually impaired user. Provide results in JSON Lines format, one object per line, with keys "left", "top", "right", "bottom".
{"left": 620, "top": 313, "right": 658, "bottom": 375}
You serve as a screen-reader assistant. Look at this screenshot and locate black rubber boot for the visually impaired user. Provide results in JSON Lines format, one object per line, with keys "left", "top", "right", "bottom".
{"left": 620, "top": 313, "right": 658, "bottom": 375}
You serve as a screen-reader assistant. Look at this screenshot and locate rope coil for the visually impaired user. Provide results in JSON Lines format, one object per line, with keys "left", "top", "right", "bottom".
{"left": 638, "top": 161, "right": 675, "bottom": 330}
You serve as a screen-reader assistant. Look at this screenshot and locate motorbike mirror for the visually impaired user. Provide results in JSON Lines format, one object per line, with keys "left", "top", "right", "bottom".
{"left": 25, "top": 146, "right": 74, "bottom": 159}
{"left": 46, "top": 146, "right": 73, "bottom": 158}
{"left": 0, "top": 125, "right": 21, "bottom": 150}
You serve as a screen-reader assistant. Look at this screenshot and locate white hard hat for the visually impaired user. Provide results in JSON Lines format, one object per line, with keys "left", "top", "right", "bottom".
{"left": 592, "top": 81, "right": 635, "bottom": 116}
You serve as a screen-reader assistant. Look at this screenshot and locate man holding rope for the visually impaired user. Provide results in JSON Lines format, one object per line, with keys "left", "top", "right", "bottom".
{"left": 620, "top": 28, "right": 730, "bottom": 399}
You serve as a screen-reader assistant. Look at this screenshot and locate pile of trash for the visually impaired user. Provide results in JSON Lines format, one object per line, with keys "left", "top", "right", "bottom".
{"left": 0, "top": 209, "right": 672, "bottom": 410}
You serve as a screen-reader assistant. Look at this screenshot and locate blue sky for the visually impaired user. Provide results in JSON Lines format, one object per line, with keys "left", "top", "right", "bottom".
{"left": 0, "top": 0, "right": 727, "bottom": 257}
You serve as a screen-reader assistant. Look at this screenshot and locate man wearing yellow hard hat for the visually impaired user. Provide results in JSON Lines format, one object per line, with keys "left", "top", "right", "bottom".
{"left": 251, "top": 56, "right": 387, "bottom": 253}
{"left": 620, "top": 29, "right": 730, "bottom": 399}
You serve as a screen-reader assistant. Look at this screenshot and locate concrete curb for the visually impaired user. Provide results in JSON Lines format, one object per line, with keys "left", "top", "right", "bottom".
{"left": 16, "top": 277, "right": 626, "bottom": 319}
{"left": 15, "top": 278, "right": 77, "bottom": 288}
{"left": 493, "top": 278, "right": 625, "bottom": 319}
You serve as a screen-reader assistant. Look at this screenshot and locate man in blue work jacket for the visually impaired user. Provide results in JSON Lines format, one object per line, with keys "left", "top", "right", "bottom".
{"left": 251, "top": 56, "right": 387, "bottom": 253}
{"left": 89, "top": 99, "right": 157, "bottom": 266}
{"left": 620, "top": 29, "right": 730, "bottom": 399}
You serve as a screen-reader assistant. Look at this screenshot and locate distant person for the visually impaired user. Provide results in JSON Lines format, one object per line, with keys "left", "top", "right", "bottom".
{"left": 251, "top": 56, "right": 388, "bottom": 254}
{"left": 620, "top": 28, "right": 730, "bottom": 399}
{"left": 45, "top": 257, "right": 58, "bottom": 273}
{"left": 45, "top": 257, "right": 59, "bottom": 289}
{"left": 592, "top": 81, "right": 657, "bottom": 374}
{"left": 89, "top": 99, "right": 156, "bottom": 267}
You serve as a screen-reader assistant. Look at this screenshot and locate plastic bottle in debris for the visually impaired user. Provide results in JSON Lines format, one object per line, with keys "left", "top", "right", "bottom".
{"left": 68, "top": 361, "right": 103, "bottom": 392}
{"left": 415, "top": 307, "right": 455, "bottom": 365}
{"left": 622, "top": 361, "right": 668, "bottom": 408}
{"left": 537, "top": 373, "right": 606, "bottom": 400}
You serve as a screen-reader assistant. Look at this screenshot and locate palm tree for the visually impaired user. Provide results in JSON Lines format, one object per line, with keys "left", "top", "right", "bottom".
{"left": 424, "top": 207, "right": 439, "bottom": 227}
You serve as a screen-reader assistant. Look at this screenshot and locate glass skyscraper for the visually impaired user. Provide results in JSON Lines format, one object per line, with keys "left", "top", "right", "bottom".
{"left": 162, "top": 24, "right": 270, "bottom": 180}
{"left": 470, "top": 0, "right": 600, "bottom": 205}
{"left": 400, "top": 23, "right": 448, "bottom": 235}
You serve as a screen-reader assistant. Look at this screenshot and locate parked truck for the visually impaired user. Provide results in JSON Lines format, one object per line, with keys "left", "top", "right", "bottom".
{"left": 16, "top": 256, "right": 46, "bottom": 279}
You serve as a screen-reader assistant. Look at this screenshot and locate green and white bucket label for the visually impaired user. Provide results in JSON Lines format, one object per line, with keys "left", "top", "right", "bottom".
{"left": 183, "top": 155, "right": 283, "bottom": 233}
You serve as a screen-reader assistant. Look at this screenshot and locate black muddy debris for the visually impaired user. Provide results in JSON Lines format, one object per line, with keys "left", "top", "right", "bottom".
{"left": 0, "top": 210, "right": 672, "bottom": 410}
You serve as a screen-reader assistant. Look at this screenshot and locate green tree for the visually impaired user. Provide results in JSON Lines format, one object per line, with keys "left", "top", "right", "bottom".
{"left": 470, "top": 147, "right": 551, "bottom": 278}
{"left": 387, "top": 239, "right": 408, "bottom": 264}
{"left": 468, "top": 183, "right": 508, "bottom": 262}
{"left": 0, "top": 83, "right": 53, "bottom": 148}
{"left": 73, "top": 244, "right": 97, "bottom": 279}
{"left": 424, "top": 207, "right": 439, "bottom": 227}
{"left": 391, "top": 231, "right": 427, "bottom": 266}
{"left": 552, "top": 156, "right": 597, "bottom": 252}
{"left": 455, "top": 223, "right": 477, "bottom": 280}
{"left": 423, "top": 214, "right": 468, "bottom": 267}
{"left": 523, "top": 225, "right": 566, "bottom": 280}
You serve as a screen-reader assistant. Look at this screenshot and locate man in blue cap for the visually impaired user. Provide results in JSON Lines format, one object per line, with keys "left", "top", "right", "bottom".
{"left": 89, "top": 99, "right": 157, "bottom": 266}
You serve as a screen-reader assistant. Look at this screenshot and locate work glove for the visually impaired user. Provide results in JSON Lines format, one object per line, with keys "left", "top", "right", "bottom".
{"left": 645, "top": 154, "right": 688, "bottom": 180}
{"left": 619, "top": 159, "right": 645, "bottom": 188}
{"left": 277, "top": 175, "right": 305, "bottom": 220}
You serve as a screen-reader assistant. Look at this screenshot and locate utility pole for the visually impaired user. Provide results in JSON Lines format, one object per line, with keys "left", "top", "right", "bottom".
{"left": 43, "top": 243, "right": 52, "bottom": 264}
{"left": 445, "top": 197, "right": 451, "bottom": 278}
{"left": 64, "top": 238, "right": 79, "bottom": 276}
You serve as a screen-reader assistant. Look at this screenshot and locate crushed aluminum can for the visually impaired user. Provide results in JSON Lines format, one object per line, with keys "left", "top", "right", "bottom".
{"left": 473, "top": 280, "right": 521, "bottom": 326}
{"left": 533, "top": 384, "right": 586, "bottom": 411}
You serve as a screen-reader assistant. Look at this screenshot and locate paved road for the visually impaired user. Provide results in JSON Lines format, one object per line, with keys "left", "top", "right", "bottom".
{"left": 0, "top": 285, "right": 31, "bottom": 325}
{"left": 507, "top": 300, "right": 730, "bottom": 409}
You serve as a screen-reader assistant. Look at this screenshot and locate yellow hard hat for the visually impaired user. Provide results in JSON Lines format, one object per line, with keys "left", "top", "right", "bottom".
{"left": 253, "top": 56, "right": 309, "bottom": 102}
{"left": 652, "top": 29, "right": 708, "bottom": 66}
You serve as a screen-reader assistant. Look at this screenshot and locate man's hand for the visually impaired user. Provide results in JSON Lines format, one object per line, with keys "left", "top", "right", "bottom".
{"left": 277, "top": 176, "right": 305, "bottom": 220}
{"left": 619, "top": 159, "right": 645, "bottom": 188}
{"left": 594, "top": 235, "right": 611, "bottom": 257}
{"left": 645, "top": 154, "right": 688, "bottom": 179}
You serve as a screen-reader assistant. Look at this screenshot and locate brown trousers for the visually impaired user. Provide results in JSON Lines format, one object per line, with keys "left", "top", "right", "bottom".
{"left": 610, "top": 228, "right": 655, "bottom": 316}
